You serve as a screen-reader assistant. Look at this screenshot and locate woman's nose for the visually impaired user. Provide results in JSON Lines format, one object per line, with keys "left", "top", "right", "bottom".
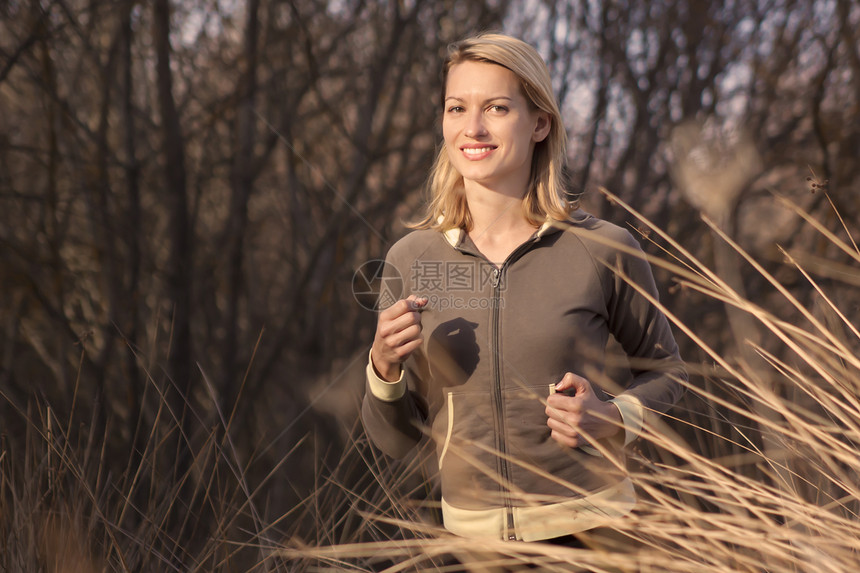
{"left": 464, "top": 111, "right": 487, "bottom": 138}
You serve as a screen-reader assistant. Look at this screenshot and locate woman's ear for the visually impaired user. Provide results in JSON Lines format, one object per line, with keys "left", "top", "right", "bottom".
{"left": 533, "top": 111, "right": 551, "bottom": 143}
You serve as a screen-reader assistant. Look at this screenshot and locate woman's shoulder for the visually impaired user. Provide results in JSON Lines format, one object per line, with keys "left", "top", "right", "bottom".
{"left": 558, "top": 209, "right": 640, "bottom": 249}
{"left": 385, "top": 228, "right": 450, "bottom": 259}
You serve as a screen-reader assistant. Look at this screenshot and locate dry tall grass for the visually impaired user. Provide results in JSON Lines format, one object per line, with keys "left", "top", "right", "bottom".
{"left": 1, "top": 190, "right": 857, "bottom": 572}
{"left": 278, "top": 190, "right": 860, "bottom": 572}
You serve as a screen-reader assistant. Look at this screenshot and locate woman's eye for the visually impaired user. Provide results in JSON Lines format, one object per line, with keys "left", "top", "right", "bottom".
{"left": 488, "top": 105, "right": 508, "bottom": 113}
{"left": 446, "top": 105, "right": 464, "bottom": 113}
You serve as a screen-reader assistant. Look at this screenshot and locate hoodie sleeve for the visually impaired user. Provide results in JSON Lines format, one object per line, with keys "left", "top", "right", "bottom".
{"left": 360, "top": 243, "right": 430, "bottom": 458}
{"left": 361, "top": 351, "right": 430, "bottom": 458}
{"left": 602, "top": 227, "right": 687, "bottom": 444}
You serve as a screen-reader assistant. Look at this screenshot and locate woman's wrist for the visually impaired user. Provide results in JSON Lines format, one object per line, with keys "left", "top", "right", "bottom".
{"left": 370, "top": 348, "right": 401, "bottom": 382}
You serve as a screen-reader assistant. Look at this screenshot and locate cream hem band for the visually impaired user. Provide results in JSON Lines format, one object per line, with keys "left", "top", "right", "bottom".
{"left": 441, "top": 478, "right": 637, "bottom": 542}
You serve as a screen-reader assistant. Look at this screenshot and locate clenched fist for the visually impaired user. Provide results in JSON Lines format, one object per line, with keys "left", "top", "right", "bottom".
{"left": 370, "top": 295, "right": 428, "bottom": 381}
{"left": 546, "top": 372, "right": 622, "bottom": 448}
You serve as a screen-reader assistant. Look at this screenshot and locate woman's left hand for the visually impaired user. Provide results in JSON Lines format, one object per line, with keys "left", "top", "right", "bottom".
{"left": 545, "top": 372, "right": 622, "bottom": 448}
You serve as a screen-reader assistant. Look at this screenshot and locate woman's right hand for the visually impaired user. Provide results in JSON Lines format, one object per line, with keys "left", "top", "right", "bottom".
{"left": 371, "top": 295, "right": 428, "bottom": 381}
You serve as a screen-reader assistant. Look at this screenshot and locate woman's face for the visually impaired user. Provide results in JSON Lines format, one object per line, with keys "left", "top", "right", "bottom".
{"left": 442, "top": 60, "right": 550, "bottom": 194}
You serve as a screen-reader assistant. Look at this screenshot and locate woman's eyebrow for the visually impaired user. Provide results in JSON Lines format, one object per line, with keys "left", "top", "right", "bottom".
{"left": 443, "top": 96, "right": 514, "bottom": 103}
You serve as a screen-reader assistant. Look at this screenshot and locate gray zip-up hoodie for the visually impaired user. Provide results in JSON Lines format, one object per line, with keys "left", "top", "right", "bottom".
{"left": 361, "top": 211, "right": 686, "bottom": 541}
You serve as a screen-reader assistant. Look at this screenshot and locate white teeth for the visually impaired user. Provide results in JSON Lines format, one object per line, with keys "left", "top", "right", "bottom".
{"left": 463, "top": 147, "right": 493, "bottom": 155}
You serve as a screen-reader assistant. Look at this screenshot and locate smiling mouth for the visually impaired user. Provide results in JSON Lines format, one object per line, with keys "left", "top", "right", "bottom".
{"left": 461, "top": 146, "right": 496, "bottom": 157}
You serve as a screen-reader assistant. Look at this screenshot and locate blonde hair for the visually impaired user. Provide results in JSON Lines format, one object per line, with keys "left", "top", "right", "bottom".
{"left": 412, "top": 33, "right": 574, "bottom": 232}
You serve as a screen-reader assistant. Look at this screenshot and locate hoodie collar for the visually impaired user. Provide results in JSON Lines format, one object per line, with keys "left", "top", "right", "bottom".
{"left": 442, "top": 216, "right": 568, "bottom": 248}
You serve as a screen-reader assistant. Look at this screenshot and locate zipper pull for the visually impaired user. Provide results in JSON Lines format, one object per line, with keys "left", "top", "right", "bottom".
{"left": 492, "top": 267, "right": 500, "bottom": 288}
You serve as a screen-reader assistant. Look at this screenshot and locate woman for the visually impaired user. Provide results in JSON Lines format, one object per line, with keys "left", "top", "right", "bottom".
{"left": 361, "top": 33, "right": 686, "bottom": 544}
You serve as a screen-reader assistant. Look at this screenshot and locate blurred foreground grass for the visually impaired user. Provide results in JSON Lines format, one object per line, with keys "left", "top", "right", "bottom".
{"left": 1, "top": 192, "right": 858, "bottom": 572}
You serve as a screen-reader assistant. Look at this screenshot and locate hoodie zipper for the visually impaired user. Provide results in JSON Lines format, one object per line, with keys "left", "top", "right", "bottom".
{"left": 454, "top": 231, "right": 542, "bottom": 541}
{"left": 488, "top": 265, "right": 515, "bottom": 539}
{"left": 489, "top": 237, "right": 541, "bottom": 541}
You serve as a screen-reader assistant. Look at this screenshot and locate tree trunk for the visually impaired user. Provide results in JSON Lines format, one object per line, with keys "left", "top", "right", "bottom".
{"left": 153, "top": 0, "right": 193, "bottom": 469}
{"left": 220, "top": 0, "right": 260, "bottom": 421}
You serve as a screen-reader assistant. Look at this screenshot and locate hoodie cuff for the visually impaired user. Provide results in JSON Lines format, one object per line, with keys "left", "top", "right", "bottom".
{"left": 366, "top": 350, "right": 406, "bottom": 402}
{"left": 609, "top": 394, "right": 646, "bottom": 446}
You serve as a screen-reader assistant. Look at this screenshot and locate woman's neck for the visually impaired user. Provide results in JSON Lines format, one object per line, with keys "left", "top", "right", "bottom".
{"left": 464, "top": 184, "right": 538, "bottom": 265}
{"left": 464, "top": 181, "right": 532, "bottom": 237}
